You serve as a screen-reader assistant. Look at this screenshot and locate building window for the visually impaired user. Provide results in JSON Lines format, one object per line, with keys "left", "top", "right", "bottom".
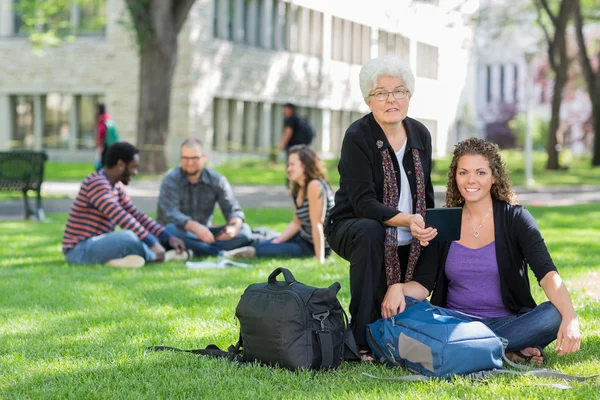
{"left": 513, "top": 64, "right": 519, "bottom": 103}
{"left": 272, "top": 0, "right": 286, "bottom": 50}
{"left": 416, "top": 42, "right": 438, "bottom": 79}
{"left": 486, "top": 65, "right": 492, "bottom": 103}
{"left": 309, "top": 10, "right": 323, "bottom": 57}
{"left": 43, "top": 94, "right": 71, "bottom": 149}
{"left": 77, "top": 95, "right": 104, "bottom": 150}
{"left": 500, "top": 65, "right": 505, "bottom": 102}
{"left": 331, "top": 17, "right": 370, "bottom": 64}
{"left": 378, "top": 31, "right": 409, "bottom": 62}
{"left": 10, "top": 95, "right": 35, "bottom": 149}
{"left": 12, "top": 0, "right": 106, "bottom": 36}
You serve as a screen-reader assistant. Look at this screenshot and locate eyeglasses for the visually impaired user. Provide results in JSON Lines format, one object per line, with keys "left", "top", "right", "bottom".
{"left": 181, "top": 156, "right": 202, "bottom": 162}
{"left": 368, "top": 88, "right": 410, "bottom": 101}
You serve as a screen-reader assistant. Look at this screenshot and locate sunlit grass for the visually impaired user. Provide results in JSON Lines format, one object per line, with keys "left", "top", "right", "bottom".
{"left": 42, "top": 150, "right": 600, "bottom": 189}
{"left": 0, "top": 205, "right": 599, "bottom": 398}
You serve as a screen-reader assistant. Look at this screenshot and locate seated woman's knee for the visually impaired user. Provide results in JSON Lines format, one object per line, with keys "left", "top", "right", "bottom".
{"left": 538, "top": 301, "right": 562, "bottom": 333}
{"left": 354, "top": 219, "right": 386, "bottom": 244}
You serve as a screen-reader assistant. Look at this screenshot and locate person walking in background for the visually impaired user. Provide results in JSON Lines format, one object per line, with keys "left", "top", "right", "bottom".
{"left": 157, "top": 138, "right": 253, "bottom": 258}
{"left": 324, "top": 55, "right": 437, "bottom": 360}
{"left": 95, "top": 104, "right": 120, "bottom": 171}
{"left": 278, "top": 103, "right": 315, "bottom": 154}
{"left": 225, "top": 145, "right": 334, "bottom": 263}
{"left": 63, "top": 142, "right": 190, "bottom": 268}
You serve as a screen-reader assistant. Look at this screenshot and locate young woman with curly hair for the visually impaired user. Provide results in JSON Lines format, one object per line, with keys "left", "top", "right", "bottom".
{"left": 406, "top": 137, "right": 581, "bottom": 365}
{"left": 226, "top": 145, "right": 334, "bottom": 263}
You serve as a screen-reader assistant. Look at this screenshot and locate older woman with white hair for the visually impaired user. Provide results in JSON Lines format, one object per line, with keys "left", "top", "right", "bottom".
{"left": 325, "top": 56, "right": 438, "bottom": 360}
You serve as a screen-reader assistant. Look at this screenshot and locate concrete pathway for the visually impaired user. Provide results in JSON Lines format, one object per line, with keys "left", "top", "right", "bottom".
{"left": 1, "top": 181, "right": 600, "bottom": 221}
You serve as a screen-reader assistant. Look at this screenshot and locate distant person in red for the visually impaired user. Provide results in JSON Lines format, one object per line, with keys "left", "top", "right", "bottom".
{"left": 96, "top": 104, "right": 120, "bottom": 171}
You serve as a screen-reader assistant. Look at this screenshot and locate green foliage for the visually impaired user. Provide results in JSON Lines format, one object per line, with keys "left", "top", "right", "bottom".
{"left": 121, "top": 0, "right": 154, "bottom": 53}
{"left": 15, "top": 0, "right": 106, "bottom": 49}
{"left": 509, "top": 113, "right": 550, "bottom": 150}
{"left": 41, "top": 151, "right": 600, "bottom": 187}
{"left": 0, "top": 204, "right": 599, "bottom": 398}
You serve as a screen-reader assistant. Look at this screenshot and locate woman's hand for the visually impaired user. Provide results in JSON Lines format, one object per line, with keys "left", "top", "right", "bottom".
{"left": 381, "top": 283, "right": 406, "bottom": 318}
{"left": 556, "top": 315, "right": 581, "bottom": 356}
{"left": 409, "top": 214, "right": 437, "bottom": 246}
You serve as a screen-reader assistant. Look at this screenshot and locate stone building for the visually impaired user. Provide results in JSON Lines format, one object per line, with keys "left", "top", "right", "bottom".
{"left": 0, "top": 0, "right": 479, "bottom": 164}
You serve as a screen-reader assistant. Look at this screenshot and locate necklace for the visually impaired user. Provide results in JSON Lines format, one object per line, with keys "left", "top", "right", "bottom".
{"left": 467, "top": 207, "right": 493, "bottom": 238}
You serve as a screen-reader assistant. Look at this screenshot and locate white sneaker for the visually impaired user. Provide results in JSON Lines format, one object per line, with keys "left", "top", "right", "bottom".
{"left": 165, "top": 249, "right": 193, "bottom": 262}
{"left": 105, "top": 255, "right": 145, "bottom": 269}
{"left": 223, "top": 246, "right": 256, "bottom": 259}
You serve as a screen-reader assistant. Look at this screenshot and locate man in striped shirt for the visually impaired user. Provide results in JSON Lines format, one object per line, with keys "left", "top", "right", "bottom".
{"left": 62, "top": 142, "right": 188, "bottom": 268}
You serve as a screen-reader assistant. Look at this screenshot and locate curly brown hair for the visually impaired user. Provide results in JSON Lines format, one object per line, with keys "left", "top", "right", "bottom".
{"left": 288, "top": 145, "right": 331, "bottom": 197}
{"left": 445, "top": 137, "right": 517, "bottom": 206}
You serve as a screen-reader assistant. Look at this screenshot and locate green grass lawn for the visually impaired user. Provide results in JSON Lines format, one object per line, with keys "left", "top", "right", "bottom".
{"left": 1, "top": 205, "right": 599, "bottom": 399}
{"left": 42, "top": 150, "right": 600, "bottom": 188}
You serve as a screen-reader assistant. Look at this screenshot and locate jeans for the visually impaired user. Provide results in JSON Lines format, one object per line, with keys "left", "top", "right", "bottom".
{"left": 403, "top": 297, "right": 561, "bottom": 352}
{"left": 165, "top": 223, "right": 253, "bottom": 257}
{"left": 64, "top": 230, "right": 156, "bottom": 264}
{"left": 254, "top": 234, "right": 331, "bottom": 258}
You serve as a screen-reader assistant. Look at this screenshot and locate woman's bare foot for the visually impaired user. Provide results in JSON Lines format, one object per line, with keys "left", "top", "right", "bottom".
{"left": 506, "top": 346, "right": 545, "bottom": 366}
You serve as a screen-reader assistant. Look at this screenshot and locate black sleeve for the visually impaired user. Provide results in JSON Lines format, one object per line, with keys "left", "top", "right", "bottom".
{"left": 284, "top": 115, "right": 297, "bottom": 129}
{"left": 424, "top": 127, "right": 435, "bottom": 208}
{"left": 513, "top": 206, "right": 557, "bottom": 282}
{"left": 412, "top": 241, "right": 442, "bottom": 293}
{"left": 338, "top": 128, "right": 400, "bottom": 222}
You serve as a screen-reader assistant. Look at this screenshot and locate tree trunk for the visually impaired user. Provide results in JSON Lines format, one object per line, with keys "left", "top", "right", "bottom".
{"left": 574, "top": 0, "right": 600, "bottom": 166}
{"left": 136, "top": 36, "right": 177, "bottom": 173}
{"left": 546, "top": 69, "right": 567, "bottom": 170}
{"left": 593, "top": 97, "right": 600, "bottom": 166}
{"left": 126, "top": 0, "right": 196, "bottom": 174}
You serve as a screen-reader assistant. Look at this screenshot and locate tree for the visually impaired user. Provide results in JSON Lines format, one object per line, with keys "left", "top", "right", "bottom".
{"left": 574, "top": 0, "right": 600, "bottom": 166}
{"left": 534, "top": 0, "right": 577, "bottom": 170}
{"left": 124, "top": 0, "right": 196, "bottom": 172}
{"left": 16, "top": 0, "right": 196, "bottom": 173}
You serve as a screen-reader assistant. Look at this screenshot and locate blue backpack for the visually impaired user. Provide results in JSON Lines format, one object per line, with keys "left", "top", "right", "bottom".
{"left": 365, "top": 299, "right": 596, "bottom": 384}
{"left": 367, "top": 300, "right": 503, "bottom": 379}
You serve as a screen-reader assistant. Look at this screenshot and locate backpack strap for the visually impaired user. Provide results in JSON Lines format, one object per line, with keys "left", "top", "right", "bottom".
{"left": 312, "top": 311, "right": 335, "bottom": 369}
{"left": 497, "top": 344, "right": 599, "bottom": 382}
{"left": 341, "top": 309, "right": 360, "bottom": 362}
{"left": 147, "top": 334, "right": 244, "bottom": 364}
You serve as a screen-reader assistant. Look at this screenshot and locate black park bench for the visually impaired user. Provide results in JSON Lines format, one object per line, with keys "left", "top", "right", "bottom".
{"left": 0, "top": 151, "right": 48, "bottom": 220}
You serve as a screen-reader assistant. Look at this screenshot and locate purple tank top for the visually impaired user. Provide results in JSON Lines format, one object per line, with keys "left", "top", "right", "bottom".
{"left": 445, "top": 241, "right": 513, "bottom": 318}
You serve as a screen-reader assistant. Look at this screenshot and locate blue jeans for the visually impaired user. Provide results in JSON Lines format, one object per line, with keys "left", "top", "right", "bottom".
{"left": 404, "top": 297, "right": 561, "bottom": 352}
{"left": 165, "top": 223, "right": 253, "bottom": 257}
{"left": 64, "top": 230, "right": 156, "bottom": 264}
{"left": 254, "top": 234, "right": 332, "bottom": 258}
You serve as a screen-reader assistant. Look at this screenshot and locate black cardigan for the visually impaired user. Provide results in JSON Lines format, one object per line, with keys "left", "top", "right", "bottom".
{"left": 412, "top": 199, "right": 558, "bottom": 314}
{"left": 326, "top": 113, "right": 434, "bottom": 231}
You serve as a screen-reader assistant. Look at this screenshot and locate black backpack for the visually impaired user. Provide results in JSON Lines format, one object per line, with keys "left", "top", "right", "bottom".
{"left": 149, "top": 268, "right": 359, "bottom": 370}
{"left": 297, "top": 117, "right": 315, "bottom": 145}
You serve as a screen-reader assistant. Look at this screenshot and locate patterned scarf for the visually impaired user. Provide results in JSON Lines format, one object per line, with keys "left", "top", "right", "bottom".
{"left": 381, "top": 147, "right": 426, "bottom": 285}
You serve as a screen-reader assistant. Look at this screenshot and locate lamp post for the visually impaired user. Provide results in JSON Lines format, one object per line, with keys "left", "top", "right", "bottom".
{"left": 524, "top": 52, "right": 535, "bottom": 188}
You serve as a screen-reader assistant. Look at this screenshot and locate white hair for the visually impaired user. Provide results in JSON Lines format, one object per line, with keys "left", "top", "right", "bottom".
{"left": 359, "top": 55, "right": 415, "bottom": 98}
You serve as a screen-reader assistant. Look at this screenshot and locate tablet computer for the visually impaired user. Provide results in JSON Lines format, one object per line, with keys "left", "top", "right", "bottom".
{"left": 425, "top": 207, "right": 462, "bottom": 242}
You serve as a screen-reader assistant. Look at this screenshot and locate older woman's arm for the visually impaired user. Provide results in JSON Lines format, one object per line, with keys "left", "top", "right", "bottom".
{"left": 339, "top": 129, "right": 400, "bottom": 221}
